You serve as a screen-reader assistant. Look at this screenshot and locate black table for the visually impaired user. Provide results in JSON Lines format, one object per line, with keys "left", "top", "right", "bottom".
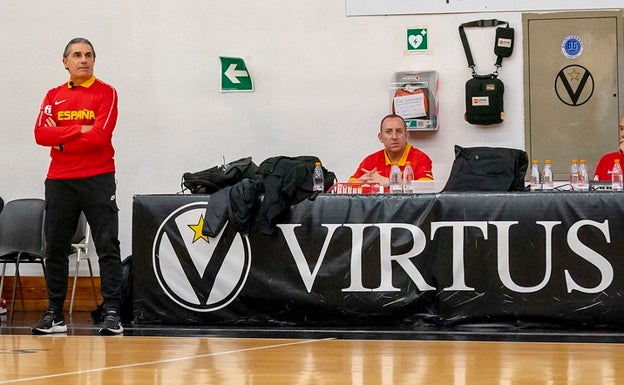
{"left": 132, "top": 191, "right": 624, "bottom": 328}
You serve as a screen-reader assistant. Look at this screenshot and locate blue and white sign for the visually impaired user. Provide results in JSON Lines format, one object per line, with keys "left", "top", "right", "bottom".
{"left": 561, "top": 35, "right": 584, "bottom": 59}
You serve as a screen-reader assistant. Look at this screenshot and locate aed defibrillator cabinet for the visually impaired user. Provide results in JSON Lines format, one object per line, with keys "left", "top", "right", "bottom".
{"left": 390, "top": 70, "right": 439, "bottom": 131}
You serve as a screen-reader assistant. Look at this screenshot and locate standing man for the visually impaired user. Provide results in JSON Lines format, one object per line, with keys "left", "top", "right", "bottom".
{"left": 350, "top": 114, "right": 433, "bottom": 186}
{"left": 593, "top": 115, "right": 624, "bottom": 181}
{"left": 33, "top": 38, "right": 123, "bottom": 335}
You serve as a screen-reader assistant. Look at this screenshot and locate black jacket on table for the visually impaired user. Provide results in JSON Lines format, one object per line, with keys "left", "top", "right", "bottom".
{"left": 203, "top": 156, "right": 321, "bottom": 237}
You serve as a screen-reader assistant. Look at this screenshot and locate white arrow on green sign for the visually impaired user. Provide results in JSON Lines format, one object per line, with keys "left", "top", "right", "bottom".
{"left": 220, "top": 57, "right": 253, "bottom": 92}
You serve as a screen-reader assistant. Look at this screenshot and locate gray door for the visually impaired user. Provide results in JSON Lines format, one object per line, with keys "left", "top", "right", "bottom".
{"left": 523, "top": 11, "right": 624, "bottom": 181}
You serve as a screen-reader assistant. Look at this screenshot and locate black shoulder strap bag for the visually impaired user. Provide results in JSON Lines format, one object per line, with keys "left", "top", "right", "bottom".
{"left": 459, "top": 19, "right": 514, "bottom": 125}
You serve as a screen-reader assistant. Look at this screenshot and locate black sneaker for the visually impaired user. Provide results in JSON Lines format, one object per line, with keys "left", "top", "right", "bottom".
{"left": 32, "top": 310, "right": 67, "bottom": 334}
{"left": 99, "top": 310, "right": 124, "bottom": 335}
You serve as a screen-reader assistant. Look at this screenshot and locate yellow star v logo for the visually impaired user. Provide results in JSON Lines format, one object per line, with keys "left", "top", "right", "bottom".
{"left": 188, "top": 215, "right": 209, "bottom": 243}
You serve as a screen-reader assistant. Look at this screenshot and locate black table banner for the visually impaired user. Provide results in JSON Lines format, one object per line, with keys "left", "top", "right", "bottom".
{"left": 132, "top": 192, "right": 624, "bottom": 328}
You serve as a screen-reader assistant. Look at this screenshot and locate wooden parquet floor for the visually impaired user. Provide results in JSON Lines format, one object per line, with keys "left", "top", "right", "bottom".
{"left": 2, "top": 335, "right": 624, "bottom": 384}
{"left": 1, "top": 311, "right": 624, "bottom": 384}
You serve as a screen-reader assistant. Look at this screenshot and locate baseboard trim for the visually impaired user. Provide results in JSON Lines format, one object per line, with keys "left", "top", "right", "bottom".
{"left": 1, "top": 276, "right": 102, "bottom": 312}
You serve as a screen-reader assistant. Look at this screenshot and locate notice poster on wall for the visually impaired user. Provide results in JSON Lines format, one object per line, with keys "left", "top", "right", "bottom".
{"left": 391, "top": 71, "right": 439, "bottom": 131}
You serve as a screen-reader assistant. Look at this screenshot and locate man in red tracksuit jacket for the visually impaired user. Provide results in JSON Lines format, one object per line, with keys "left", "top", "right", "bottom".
{"left": 350, "top": 114, "right": 433, "bottom": 187}
{"left": 33, "top": 37, "right": 123, "bottom": 335}
{"left": 593, "top": 116, "right": 624, "bottom": 181}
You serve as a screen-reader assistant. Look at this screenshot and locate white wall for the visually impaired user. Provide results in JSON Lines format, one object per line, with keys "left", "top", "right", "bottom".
{"left": 0, "top": 1, "right": 527, "bottom": 274}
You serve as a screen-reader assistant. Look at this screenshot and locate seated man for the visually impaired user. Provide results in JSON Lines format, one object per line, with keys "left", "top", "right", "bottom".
{"left": 350, "top": 114, "right": 433, "bottom": 186}
{"left": 593, "top": 115, "right": 624, "bottom": 181}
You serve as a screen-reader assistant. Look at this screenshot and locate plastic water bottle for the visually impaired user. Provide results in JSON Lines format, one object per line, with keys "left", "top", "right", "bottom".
{"left": 530, "top": 159, "right": 541, "bottom": 191}
{"left": 389, "top": 163, "right": 402, "bottom": 193}
{"left": 542, "top": 159, "right": 553, "bottom": 191}
{"left": 611, "top": 159, "right": 623, "bottom": 190}
{"left": 577, "top": 159, "right": 589, "bottom": 191}
{"left": 402, "top": 161, "right": 414, "bottom": 193}
{"left": 312, "top": 161, "right": 324, "bottom": 192}
{"left": 569, "top": 159, "right": 579, "bottom": 190}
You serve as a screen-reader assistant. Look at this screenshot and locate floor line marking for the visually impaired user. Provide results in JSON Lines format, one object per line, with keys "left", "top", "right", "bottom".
{"left": 0, "top": 337, "right": 335, "bottom": 384}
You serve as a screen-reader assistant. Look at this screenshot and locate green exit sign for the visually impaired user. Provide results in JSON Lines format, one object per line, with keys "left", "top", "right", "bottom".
{"left": 220, "top": 57, "right": 253, "bottom": 92}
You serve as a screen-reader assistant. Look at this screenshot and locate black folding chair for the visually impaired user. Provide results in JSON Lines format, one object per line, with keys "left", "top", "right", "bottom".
{"left": 0, "top": 198, "right": 46, "bottom": 324}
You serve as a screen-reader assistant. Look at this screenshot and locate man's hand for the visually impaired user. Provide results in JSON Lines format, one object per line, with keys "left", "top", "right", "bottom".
{"left": 81, "top": 125, "right": 93, "bottom": 133}
{"left": 356, "top": 167, "right": 390, "bottom": 187}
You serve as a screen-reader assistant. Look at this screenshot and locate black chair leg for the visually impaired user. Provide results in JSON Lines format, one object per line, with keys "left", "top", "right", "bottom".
{"left": 87, "top": 259, "right": 98, "bottom": 306}
{"left": 9, "top": 258, "right": 19, "bottom": 325}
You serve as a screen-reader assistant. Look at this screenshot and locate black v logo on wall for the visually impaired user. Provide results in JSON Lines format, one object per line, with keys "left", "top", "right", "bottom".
{"left": 555, "top": 65, "right": 594, "bottom": 106}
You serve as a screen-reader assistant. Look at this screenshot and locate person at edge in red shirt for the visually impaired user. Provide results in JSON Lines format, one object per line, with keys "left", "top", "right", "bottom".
{"left": 32, "top": 38, "right": 123, "bottom": 336}
{"left": 349, "top": 114, "right": 433, "bottom": 187}
{"left": 593, "top": 115, "right": 624, "bottom": 181}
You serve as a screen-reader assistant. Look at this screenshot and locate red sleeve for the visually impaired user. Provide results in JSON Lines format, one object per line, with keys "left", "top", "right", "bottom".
{"left": 350, "top": 151, "right": 384, "bottom": 180}
{"left": 34, "top": 90, "right": 82, "bottom": 147}
{"left": 593, "top": 153, "right": 619, "bottom": 181}
{"left": 350, "top": 160, "right": 367, "bottom": 180}
{"left": 408, "top": 150, "right": 434, "bottom": 180}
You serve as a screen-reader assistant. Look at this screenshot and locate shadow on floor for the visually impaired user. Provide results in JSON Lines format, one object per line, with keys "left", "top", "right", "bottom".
{"left": 3, "top": 310, "right": 624, "bottom": 343}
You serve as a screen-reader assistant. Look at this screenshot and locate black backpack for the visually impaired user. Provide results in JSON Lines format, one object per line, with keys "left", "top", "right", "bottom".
{"left": 181, "top": 157, "right": 258, "bottom": 194}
